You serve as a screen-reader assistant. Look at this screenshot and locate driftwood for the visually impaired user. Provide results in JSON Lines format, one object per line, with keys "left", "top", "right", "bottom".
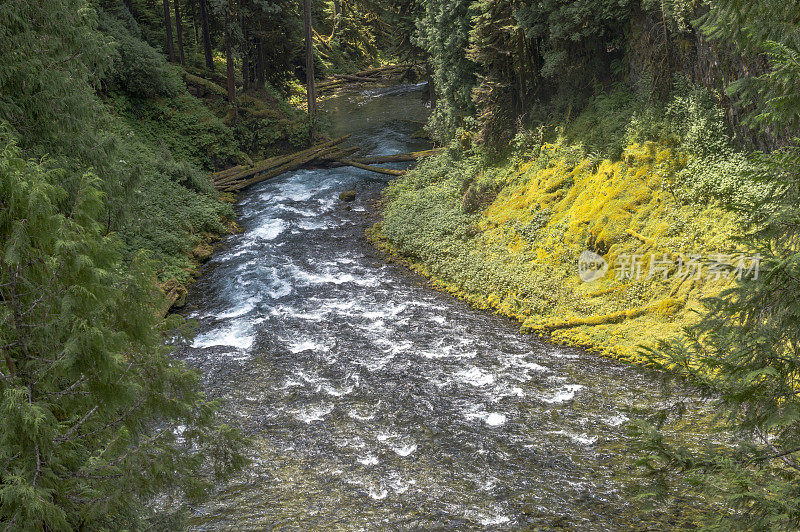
{"left": 351, "top": 148, "right": 442, "bottom": 165}
{"left": 317, "top": 64, "right": 422, "bottom": 92}
{"left": 352, "top": 64, "right": 414, "bottom": 77}
{"left": 331, "top": 74, "right": 383, "bottom": 83}
{"left": 214, "top": 136, "right": 350, "bottom": 191}
{"left": 336, "top": 159, "right": 406, "bottom": 176}
{"left": 212, "top": 136, "right": 349, "bottom": 183}
{"left": 212, "top": 144, "right": 443, "bottom": 191}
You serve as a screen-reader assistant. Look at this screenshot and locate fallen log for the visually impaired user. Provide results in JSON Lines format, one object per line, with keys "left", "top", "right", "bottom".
{"left": 317, "top": 79, "right": 347, "bottom": 91}
{"left": 351, "top": 148, "right": 442, "bottom": 165}
{"left": 317, "top": 64, "right": 420, "bottom": 91}
{"left": 212, "top": 164, "right": 249, "bottom": 182}
{"left": 331, "top": 74, "right": 385, "bottom": 83}
{"left": 352, "top": 64, "right": 414, "bottom": 77}
{"left": 530, "top": 299, "right": 684, "bottom": 331}
{"left": 222, "top": 138, "right": 350, "bottom": 191}
{"left": 336, "top": 159, "right": 406, "bottom": 176}
{"left": 314, "top": 145, "right": 360, "bottom": 162}
{"left": 212, "top": 136, "right": 349, "bottom": 187}
{"left": 183, "top": 72, "right": 227, "bottom": 97}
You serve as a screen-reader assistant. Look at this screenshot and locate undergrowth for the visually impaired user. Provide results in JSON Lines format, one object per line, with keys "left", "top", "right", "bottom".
{"left": 374, "top": 82, "right": 769, "bottom": 362}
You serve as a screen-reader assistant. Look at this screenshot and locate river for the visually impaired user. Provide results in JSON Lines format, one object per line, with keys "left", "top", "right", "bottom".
{"left": 178, "top": 83, "right": 680, "bottom": 529}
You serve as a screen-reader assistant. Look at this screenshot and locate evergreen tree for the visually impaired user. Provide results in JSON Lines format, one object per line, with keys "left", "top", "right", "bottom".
{"left": 630, "top": 3, "right": 800, "bottom": 527}
{"left": 0, "top": 130, "right": 244, "bottom": 528}
{"left": 413, "top": 0, "right": 478, "bottom": 142}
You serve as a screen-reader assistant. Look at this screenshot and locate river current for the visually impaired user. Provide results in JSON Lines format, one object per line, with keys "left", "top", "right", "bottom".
{"left": 179, "top": 84, "right": 675, "bottom": 529}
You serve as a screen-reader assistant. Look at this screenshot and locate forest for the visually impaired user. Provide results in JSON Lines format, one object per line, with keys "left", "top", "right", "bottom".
{"left": 1, "top": 0, "right": 799, "bottom": 528}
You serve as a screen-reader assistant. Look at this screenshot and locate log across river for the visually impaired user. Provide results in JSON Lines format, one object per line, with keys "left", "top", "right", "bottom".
{"left": 177, "top": 83, "right": 700, "bottom": 529}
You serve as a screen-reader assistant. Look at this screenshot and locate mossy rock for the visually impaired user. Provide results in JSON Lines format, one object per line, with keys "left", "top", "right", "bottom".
{"left": 339, "top": 189, "right": 357, "bottom": 202}
{"left": 192, "top": 242, "right": 214, "bottom": 262}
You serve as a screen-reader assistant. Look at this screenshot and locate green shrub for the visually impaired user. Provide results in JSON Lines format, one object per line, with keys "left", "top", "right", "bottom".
{"left": 99, "top": 12, "right": 182, "bottom": 98}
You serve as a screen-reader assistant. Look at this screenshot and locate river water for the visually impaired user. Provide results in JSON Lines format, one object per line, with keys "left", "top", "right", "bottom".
{"left": 179, "top": 84, "right": 678, "bottom": 529}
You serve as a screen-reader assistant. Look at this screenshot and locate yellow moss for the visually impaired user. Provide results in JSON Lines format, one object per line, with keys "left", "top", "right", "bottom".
{"left": 375, "top": 140, "right": 743, "bottom": 365}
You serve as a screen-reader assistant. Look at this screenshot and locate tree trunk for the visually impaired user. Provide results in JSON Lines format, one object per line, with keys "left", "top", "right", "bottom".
{"left": 241, "top": 29, "right": 250, "bottom": 92}
{"left": 425, "top": 61, "right": 435, "bottom": 107}
{"left": 225, "top": 9, "right": 236, "bottom": 105}
{"left": 255, "top": 37, "right": 266, "bottom": 89}
{"left": 329, "top": 0, "right": 340, "bottom": 40}
{"left": 190, "top": 0, "right": 199, "bottom": 45}
{"left": 173, "top": 0, "right": 186, "bottom": 65}
{"left": 163, "top": 0, "right": 175, "bottom": 62}
{"left": 303, "top": 0, "right": 317, "bottom": 144}
{"left": 198, "top": 0, "right": 214, "bottom": 70}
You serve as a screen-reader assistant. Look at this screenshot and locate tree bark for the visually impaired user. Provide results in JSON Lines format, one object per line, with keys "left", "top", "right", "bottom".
{"left": 225, "top": 9, "right": 236, "bottom": 105}
{"left": 303, "top": 0, "right": 317, "bottom": 144}
{"left": 241, "top": 30, "right": 250, "bottom": 92}
{"left": 329, "top": 0, "right": 340, "bottom": 40}
{"left": 173, "top": 0, "right": 185, "bottom": 65}
{"left": 190, "top": 0, "right": 199, "bottom": 45}
{"left": 198, "top": 0, "right": 214, "bottom": 70}
{"left": 163, "top": 0, "right": 176, "bottom": 62}
{"left": 255, "top": 37, "right": 265, "bottom": 89}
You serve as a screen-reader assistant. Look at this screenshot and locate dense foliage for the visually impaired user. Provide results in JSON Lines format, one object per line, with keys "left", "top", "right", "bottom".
{"left": 393, "top": 0, "right": 800, "bottom": 528}
{"left": 415, "top": 0, "right": 800, "bottom": 150}
{"left": 0, "top": 0, "right": 252, "bottom": 526}
{"left": 0, "top": 132, "right": 245, "bottom": 528}
{"left": 2, "top": 0, "right": 800, "bottom": 526}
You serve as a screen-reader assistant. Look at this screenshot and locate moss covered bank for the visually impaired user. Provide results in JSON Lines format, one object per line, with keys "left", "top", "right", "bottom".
{"left": 370, "top": 87, "right": 765, "bottom": 362}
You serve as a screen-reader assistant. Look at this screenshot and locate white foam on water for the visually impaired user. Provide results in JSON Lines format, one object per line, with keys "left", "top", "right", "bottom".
{"left": 249, "top": 218, "right": 286, "bottom": 241}
{"left": 548, "top": 430, "right": 598, "bottom": 445}
{"left": 382, "top": 339, "right": 413, "bottom": 355}
{"left": 357, "top": 455, "right": 379, "bottom": 466}
{"left": 389, "top": 476, "right": 415, "bottom": 494}
{"left": 192, "top": 321, "right": 254, "bottom": 350}
{"left": 277, "top": 204, "right": 316, "bottom": 217}
{"left": 292, "top": 267, "right": 362, "bottom": 286}
{"left": 361, "top": 353, "right": 395, "bottom": 372}
{"left": 213, "top": 247, "right": 251, "bottom": 263}
{"left": 455, "top": 366, "right": 496, "bottom": 387}
{"left": 485, "top": 412, "right": 507, "bottom": 427}
{"left": 268, "top": 304, "right": 327, "bottom": 321}
{"left": 392, "top": 444, "right": 417, "bottom": 457}
{"left": 362, "top": 303, "right": 408, "bottom": 320}
{"left": 288, "top": 339, "right": 330, "bottom": 354}
{"left": 317, "top": 196, "right": 338, "bottom": 213}
{"left": 298, "top": 369, "right": 327, "bottom": 385}
{"left": 348, "top": 409, "right": 376, "bottom": 421}
{"left": 268, "top": 278, "right": 293, "bottom": 299}
{"left": 294, "top": 403, "right": 334, "bottom": 423}
{"left": 322, "top": 384, "right": 354, "bottom": 397}
{"left": 419, "top": 345, "right": 476, "bottom": 360}
{"left": 214, "top": 298, "right": 258, "bottom": 319}
{"left": 297, "top": 218, "right": 332, "bottom": 231}
{"left": 465, "top": 407, "right": 508, "bottom": 427}
{"left": 605, "top": 414, "right": 629, "bottom": 427}
{"left": 269, "top": 177, "right": 316, "bottom": 202}
{"left": 429, "top": 315, "right": 447, "bottom": 325}
{"left": 480, "top": 514, "right": 511, "bottom": 526}
{"left": 280, "top": 378, "right": 303, "bottom": 389}
{"left": 517, "top": 360, "right": 549, "bottom": 373}
{"left": 541, "top": 384, "right": 583, "bottom": 404}
{"left": 368, "top": 487, "right": 388, "bottom": 500}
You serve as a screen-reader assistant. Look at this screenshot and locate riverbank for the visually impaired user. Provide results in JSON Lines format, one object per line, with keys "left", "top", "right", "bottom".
{"left": 370, "top": 86, "right": 766, "bottom": 362}
{"left": 178, "top": 84, "right": 705, "bottom": 529}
